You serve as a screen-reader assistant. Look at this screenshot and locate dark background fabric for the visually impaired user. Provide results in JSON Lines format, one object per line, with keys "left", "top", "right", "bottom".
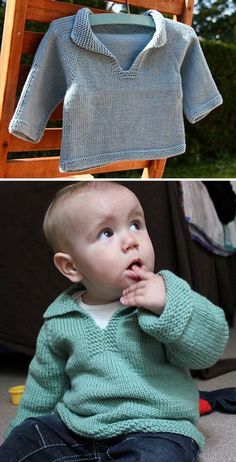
{"left": 0, "top": 181, "right": 235, "bottom": 356}
{"left": 203, "top": 181, "right": 236, "bottom": 224}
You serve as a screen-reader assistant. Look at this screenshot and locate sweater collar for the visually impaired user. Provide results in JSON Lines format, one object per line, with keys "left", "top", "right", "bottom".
{"left": 44, "top": 284, "right": 132, "bottom": 320}
{"left": 71, "top": 8, "right": 167, "bottom": 54}
{"left": 44, "top": 284, "right": 86, "bottom": 319}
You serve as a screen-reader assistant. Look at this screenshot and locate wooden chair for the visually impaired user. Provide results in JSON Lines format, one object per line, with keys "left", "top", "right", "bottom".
{"left": 0, "top": 0, "right": 194, "bottom": 178}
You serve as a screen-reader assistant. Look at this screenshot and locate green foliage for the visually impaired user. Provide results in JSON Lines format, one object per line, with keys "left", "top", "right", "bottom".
{"left": 193, "top": 0, "right": 236, "bottom": 43}
{"left": 180, "top": 40, "right": 236, "bottom": 167}
{"left": 0, "top": 1, "right": 5, "bottom": 40}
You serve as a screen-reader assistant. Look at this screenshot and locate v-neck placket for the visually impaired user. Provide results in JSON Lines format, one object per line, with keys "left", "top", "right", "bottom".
{"left": 45, "top": 291, "right": 136, "bottom": 355}
{"left": 71, "top": 8, "right": 167, "bottom": 79}
{"left": 80, "top": 304, "right": 136, "bottom": 353}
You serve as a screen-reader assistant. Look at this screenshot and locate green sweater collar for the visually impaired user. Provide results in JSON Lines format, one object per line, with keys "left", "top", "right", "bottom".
{"left": 44, "top": 283, "right": 132, "bottom": 320}
{"left": 44, "top": 284, "right": 84, "bottom": 319}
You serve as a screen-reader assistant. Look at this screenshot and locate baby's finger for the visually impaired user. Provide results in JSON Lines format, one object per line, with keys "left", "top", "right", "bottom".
{"left": 132, "top": 265, "right": 154, "bottom": 281}
{"left": 120, "top": 293, "right": 146, "bottom": 307}
{"left": 122, "top": 281, "right": 145, "bottom": 296}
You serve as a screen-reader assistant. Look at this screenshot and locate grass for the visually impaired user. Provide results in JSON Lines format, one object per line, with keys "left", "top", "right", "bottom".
{"left": 163, "top": 157, "right": 236, "bottom": 179}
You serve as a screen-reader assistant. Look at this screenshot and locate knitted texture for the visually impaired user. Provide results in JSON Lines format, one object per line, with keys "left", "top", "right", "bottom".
{"left": 9, "top": 9, "right": 222, "bottom": 172}
{"left": 6, "top": 271, "right": 229, "bottom": 451}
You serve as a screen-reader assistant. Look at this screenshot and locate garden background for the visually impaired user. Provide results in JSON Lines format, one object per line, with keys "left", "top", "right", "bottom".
{"left": 0, "top": 0, "right": 235, "bottom": 177}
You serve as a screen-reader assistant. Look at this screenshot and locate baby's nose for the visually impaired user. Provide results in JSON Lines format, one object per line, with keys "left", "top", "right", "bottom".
{"left": 122, "top": 232, "right": 139, "bottom": 252}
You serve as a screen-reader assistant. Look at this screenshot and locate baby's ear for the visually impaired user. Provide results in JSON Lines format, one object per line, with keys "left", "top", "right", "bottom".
{"left": 53, "top": 252, "right": 83, "bottom": 282}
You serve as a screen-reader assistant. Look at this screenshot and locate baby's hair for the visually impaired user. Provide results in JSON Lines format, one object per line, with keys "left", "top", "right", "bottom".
{"left": 43, "top": 181, "right": 125, "bottom": 252}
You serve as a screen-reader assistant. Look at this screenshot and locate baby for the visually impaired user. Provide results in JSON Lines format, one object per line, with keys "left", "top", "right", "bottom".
{"left": 0, "top": 181, "right": 229, "bottom": 462}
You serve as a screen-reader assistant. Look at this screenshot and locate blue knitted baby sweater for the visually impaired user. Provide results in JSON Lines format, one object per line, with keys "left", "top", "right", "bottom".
{"left": 6, "top": 271, "right": 229, "bottom": 450}
{"left": 9, "top": 9, "right": 222, "bottom": 172}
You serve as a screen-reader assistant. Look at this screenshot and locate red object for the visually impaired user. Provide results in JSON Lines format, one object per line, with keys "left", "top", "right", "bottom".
{"left": 199, "top": 398, "right": 212, "bottom": 415}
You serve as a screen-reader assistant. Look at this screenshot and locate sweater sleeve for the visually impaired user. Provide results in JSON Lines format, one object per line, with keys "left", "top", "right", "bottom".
{"left": 5, "top": 322, "right": 69, "bottom": 438}
{"left": 9, "top": 22, "right": 67, "bottom": 143}
{"left": 180, "top": 28, "right": 223, "bottom": 123}
{"left": 138, "top": 270, "right": 229, "bottom": 370}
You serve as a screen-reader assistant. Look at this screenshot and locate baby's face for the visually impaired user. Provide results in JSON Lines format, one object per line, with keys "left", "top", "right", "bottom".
{"left": 66, "top": 186, "right": 155, "bottom": 304}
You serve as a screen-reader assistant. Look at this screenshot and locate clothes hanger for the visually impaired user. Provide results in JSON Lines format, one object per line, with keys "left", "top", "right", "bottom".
{"left": 89, "top": 0, "right": 155, "bottom": 29}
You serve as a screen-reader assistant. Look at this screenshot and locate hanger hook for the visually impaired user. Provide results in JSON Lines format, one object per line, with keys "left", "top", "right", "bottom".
{"left": 126, "top": 0, "right": 130, "bottom": 15}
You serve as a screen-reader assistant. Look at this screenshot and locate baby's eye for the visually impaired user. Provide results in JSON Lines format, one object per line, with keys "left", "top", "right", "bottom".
{"left": 130, "top": 221, "right": 141, "bottom": 231}
{"left": 99, "top": 229, "right": 113, "bottom": 240}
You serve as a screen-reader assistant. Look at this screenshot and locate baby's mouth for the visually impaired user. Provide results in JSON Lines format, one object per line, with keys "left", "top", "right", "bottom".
{"left": 126, "top": 259, "right": 143, "bottom": 280}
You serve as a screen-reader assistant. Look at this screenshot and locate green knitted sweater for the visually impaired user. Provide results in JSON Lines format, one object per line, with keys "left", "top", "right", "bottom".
{"left": 7, "top": 271, "right": 229, "bottom": 449}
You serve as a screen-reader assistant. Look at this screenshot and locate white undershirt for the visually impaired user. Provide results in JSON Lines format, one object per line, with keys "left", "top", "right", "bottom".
{"left": 73, "top": 291, "right": 123, "bottom": 329}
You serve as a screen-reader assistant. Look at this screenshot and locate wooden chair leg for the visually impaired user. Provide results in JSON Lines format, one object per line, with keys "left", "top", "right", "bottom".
{"left": 142, "top": 159, "right": 167, "bottom": 179}
{"left": 0, "top": 0, "right": 29, "bottom": 176}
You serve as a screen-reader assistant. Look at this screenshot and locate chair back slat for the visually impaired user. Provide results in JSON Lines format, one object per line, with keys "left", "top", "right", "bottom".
{"left": 9, "top": 128, "right": 62, "bottom": 151}
{"left": 5, "top": 157, "right": 150, "bottom": 179}
{"left": 26, "top": 0, "right": 102, "bottom": 22}
{"left": 22, "top": 31, "right": 43, "bottom": 55}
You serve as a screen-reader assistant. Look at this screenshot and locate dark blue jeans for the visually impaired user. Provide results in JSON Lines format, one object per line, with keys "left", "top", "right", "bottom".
{"left": 0, "top": 413, "right": 199, "bottom": 462}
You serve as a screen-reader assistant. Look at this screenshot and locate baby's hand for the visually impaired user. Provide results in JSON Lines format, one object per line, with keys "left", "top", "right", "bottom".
{"left": 120, "top": 266, "right": 166, "bottom": 315}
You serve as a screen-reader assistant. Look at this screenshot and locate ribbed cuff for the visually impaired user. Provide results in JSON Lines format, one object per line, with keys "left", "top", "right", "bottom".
{"left": 138, "top": 270, "right": 193, "bottom": 343}
{"left": 9, "top": 119, "right": 42, "bottom": 143}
